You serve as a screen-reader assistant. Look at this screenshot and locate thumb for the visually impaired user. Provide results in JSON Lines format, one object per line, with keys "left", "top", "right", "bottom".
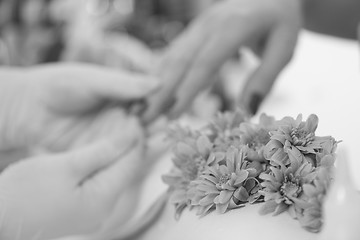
{"left": 83, "top": 138, "right": 146, "bottom": 201}
{"left": 64, "top": 139, "right": 137, "bottom": 182}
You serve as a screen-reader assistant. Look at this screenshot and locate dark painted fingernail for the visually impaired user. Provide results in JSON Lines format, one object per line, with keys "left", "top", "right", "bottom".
{"left": 248, "top": 93, "right": 263, "bottom": 115}
{"left": 162, "top": 97, "right": 177, "bottom": 113}
{"left": 129, "top": 99, "right": 148, "bottom": 116}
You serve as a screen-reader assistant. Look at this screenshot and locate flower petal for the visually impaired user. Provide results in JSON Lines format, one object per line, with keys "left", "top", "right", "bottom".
{"left": 214, "top": 152, "right": 226, "bottom": 163}
{"left": 216, "top": 202, "right": 230, "bottom": 214}
{"left": 196, "top": 204, "right": 215, "bottom": 216}
{"left": 259, "top": 172, "right": 276, "bottom": 182}
{"left": 304, "top": 114, "right": 318, "bottom": 133}
{"left": 234, "top": 170, "right": 249, "bottom": 186}
{"left": 270, "top": 166, "right": 284, "bottom": 182}
{"left": 259, "top": 200, "right": 278, "bottom": 215}
{"left": 218, "top": 190, "right": 234, "bottom": 204}
{"left": 270, "top": 149, "right": 289, "bottom": 165}
{"left": 199, "top": 194, "right": 218, "bottom": 206}
{"left": 169, "top": 190, "right": 187, "bottom": 204}
{"left": 302, "top": 184, "right": 317, "bottom": 197}
{"left": 196, "top": 135, "right": 213, "bottom": 157}
{"left": 320, "top": 155, "right": 335, "bottom": 167}
{"left": 271, "top": 134, "right": 287, "bottom": 145}
{"left": 273, "top": 202, "right": 289, "bottom": 216}
{"left": 201, "top": 174, "right": 218, "bottom": 184}
{"left": 196, "top": 183, "right": 219, "bottom": 194}
{"left": 261, "top": 181, "right": 281, "bottom": 191}
{"left": 175, "top": 142, "right": 197, "bottom": 158}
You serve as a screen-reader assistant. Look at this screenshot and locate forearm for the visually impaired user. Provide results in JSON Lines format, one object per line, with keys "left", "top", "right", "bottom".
{"left": 301, "top": 0, "right": 360, "bottom": 39}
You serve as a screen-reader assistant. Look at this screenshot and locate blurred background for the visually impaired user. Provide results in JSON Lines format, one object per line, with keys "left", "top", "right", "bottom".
{"left": 0, "top": 0, "right": 217, "bottom": 67}
{"left": 0, "top": 0, "right": 240, "bottom": 114}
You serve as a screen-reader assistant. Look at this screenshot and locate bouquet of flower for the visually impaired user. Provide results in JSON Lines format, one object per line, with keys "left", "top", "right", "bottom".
{"left": 162, "top": 110, "right": 339, "bottom": 233}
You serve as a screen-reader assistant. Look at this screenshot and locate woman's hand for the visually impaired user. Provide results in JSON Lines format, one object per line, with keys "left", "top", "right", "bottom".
{"left": 0, "top": 63, "right": 158, "bottom": 158}
{"left": 0, "top": 135, "right": 146, "bottom": 240}
{"left": 142, "top": 0, "right": 302, "bottom": 122}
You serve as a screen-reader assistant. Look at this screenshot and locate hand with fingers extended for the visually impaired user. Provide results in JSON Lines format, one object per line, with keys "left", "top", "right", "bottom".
{"left": 0, "top": 138, "right": 147, "bottom": 240}
{"left": 0, "top": 63, "right": 159, "bottom": 169}
{"left": 142, "top": 0, "right": 302, "bottom": 123}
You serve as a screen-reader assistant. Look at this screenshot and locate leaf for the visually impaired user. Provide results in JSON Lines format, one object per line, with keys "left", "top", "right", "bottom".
{"left": 244, "top": 177, "right": 257, "bottom": 191}
{"left": 233, "top": 186, "right": 249, "bottom": 202}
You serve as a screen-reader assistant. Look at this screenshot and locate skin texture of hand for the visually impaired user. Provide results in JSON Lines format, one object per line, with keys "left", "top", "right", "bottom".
{"left": 0, "top": 137, "right": 147, "bottom": 240}
{"left": 0, "top": 63, "right": 159, "bottom": 166}
{"left": 142, "top": 0, "right": 302, "bottom": 123}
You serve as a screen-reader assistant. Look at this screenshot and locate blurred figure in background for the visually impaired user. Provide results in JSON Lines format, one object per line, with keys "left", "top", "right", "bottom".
{"left": 0, "top": 0, "right": 231, "bottom": 115}
{"left": 0, "top": 0, "right": 153, "bottom": 68}
{"left": 0, "top": 0, "right": 214, "bottom": 67}
{"left": 0, "top": 0, "right": 64, "bottom": 65}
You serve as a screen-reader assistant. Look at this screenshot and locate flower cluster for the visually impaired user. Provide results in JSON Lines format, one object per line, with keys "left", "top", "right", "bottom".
{"left": 163, "top": 111, "right": 339, "bottom": 233}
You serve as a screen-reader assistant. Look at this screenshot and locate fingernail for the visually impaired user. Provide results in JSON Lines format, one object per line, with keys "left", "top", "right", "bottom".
{"left": 129, "top": 100, "right": 148, "bottom": 116}
{"left": 162, "top": 97, "right": 177, "bottom": 113}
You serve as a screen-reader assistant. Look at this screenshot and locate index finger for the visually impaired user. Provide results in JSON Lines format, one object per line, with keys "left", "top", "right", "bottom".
{"left": 239, "top": 23, "right": 299, "bottom": 114}
{"left": 141, "top": 16, "right": 211, "bottom": 124}
{"left": 167, "top": 22, "right": 251, "bottom": 119}
{"left": 36, "top": 63, "right": 160, "bottom": 114}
